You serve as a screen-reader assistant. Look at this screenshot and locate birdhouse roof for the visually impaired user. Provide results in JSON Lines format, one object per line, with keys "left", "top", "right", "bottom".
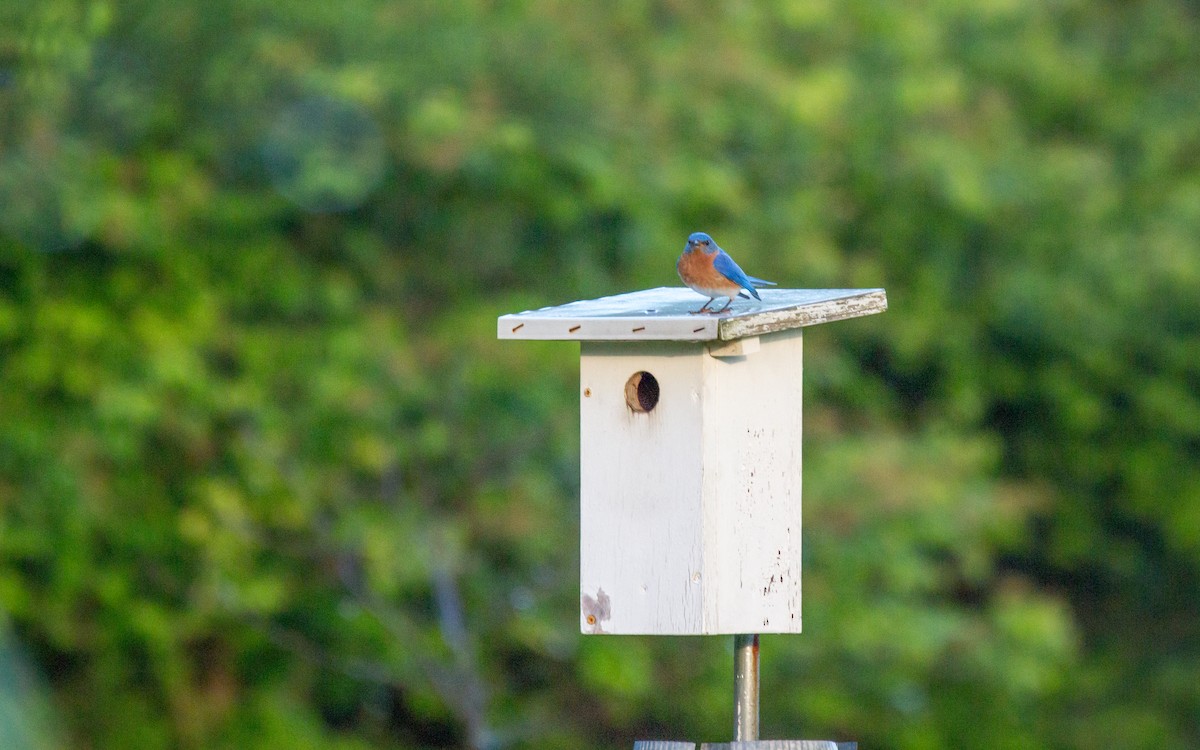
{"left": 498, "top": 287, "right": 886, "bottom": 342}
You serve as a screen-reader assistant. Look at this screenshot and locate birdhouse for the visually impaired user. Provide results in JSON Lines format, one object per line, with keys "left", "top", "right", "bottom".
{"left": 498, "top": 287, "right": 886, "bottom": 636}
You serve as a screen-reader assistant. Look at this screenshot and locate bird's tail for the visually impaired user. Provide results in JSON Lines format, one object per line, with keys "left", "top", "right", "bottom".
{"left": 737, "top": 277, "right": 776, "bottom": 300}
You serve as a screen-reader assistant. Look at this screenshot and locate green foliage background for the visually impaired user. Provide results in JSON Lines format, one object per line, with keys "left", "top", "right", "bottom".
{"left": 1, "top": 1, "right": 1198, "bottom": 748}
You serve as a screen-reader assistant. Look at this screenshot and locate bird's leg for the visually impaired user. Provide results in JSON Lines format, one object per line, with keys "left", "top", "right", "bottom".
{"left": 689, "top": 298, "right": 715, "bottom": 314}
{"left": 713, "top": 298, "right": 733, "bottom": 313}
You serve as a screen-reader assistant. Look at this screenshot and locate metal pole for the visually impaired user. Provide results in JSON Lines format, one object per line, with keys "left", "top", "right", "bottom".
{"left": 733, "top": 633, "right": 760, "bottom": 741}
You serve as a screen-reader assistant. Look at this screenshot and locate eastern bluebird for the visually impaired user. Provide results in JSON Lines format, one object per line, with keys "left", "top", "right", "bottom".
{"left": 676, "top": 232, "right": 776, "bottom": 314}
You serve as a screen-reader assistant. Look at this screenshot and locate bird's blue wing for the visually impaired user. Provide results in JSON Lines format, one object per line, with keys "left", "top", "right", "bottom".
{"left": 712, "top": 250, "right": 755, "bottom": 290}
{"left": 713, "top": 250, "right": 777, "bottom": 301}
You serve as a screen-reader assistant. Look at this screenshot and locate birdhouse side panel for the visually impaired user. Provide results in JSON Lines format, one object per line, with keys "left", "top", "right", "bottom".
{"left": 701, "top": 328, "right": 804, "bottom": 634}
{"left": 579, "top": 342, "right": 708, "bottom": 634}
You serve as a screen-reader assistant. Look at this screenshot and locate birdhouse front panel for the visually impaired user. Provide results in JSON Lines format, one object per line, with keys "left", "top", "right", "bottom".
{"left": 579, "top": 341, "right": 707, "bottom": 635}
{"left": 578, "top": 329, "right": 804, "bottom": 635}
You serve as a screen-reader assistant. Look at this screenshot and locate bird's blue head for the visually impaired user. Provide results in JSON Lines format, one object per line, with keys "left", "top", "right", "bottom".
{"left": 686, "top": 231, "right": 716, "bottom": 252}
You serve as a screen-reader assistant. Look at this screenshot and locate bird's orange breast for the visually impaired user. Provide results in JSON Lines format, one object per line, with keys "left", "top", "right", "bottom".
{"left": 678, "top": 250, "right": 740, "bottom": 294}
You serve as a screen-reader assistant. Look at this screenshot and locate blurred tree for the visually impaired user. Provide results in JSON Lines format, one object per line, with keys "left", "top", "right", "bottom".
{"left": 0, "top": 0, "right": 1198, "bottom": 749}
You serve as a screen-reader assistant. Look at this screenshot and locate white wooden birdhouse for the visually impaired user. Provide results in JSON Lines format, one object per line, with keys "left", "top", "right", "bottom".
{"left": 498, "top": 287, "right": 886, "bottom": 636}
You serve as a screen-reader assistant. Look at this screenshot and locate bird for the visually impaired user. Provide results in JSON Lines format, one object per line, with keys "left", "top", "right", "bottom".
{"left": 676, "top": 231, "right": 776, "bottom": 314}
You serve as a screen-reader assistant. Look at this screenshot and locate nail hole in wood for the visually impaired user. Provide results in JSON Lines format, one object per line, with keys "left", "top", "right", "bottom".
{"left": 511, "top": 323, "right": 524, "bottom": 332}
{"left": 569, "top": 325, "right": 581, "bottom": 333}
